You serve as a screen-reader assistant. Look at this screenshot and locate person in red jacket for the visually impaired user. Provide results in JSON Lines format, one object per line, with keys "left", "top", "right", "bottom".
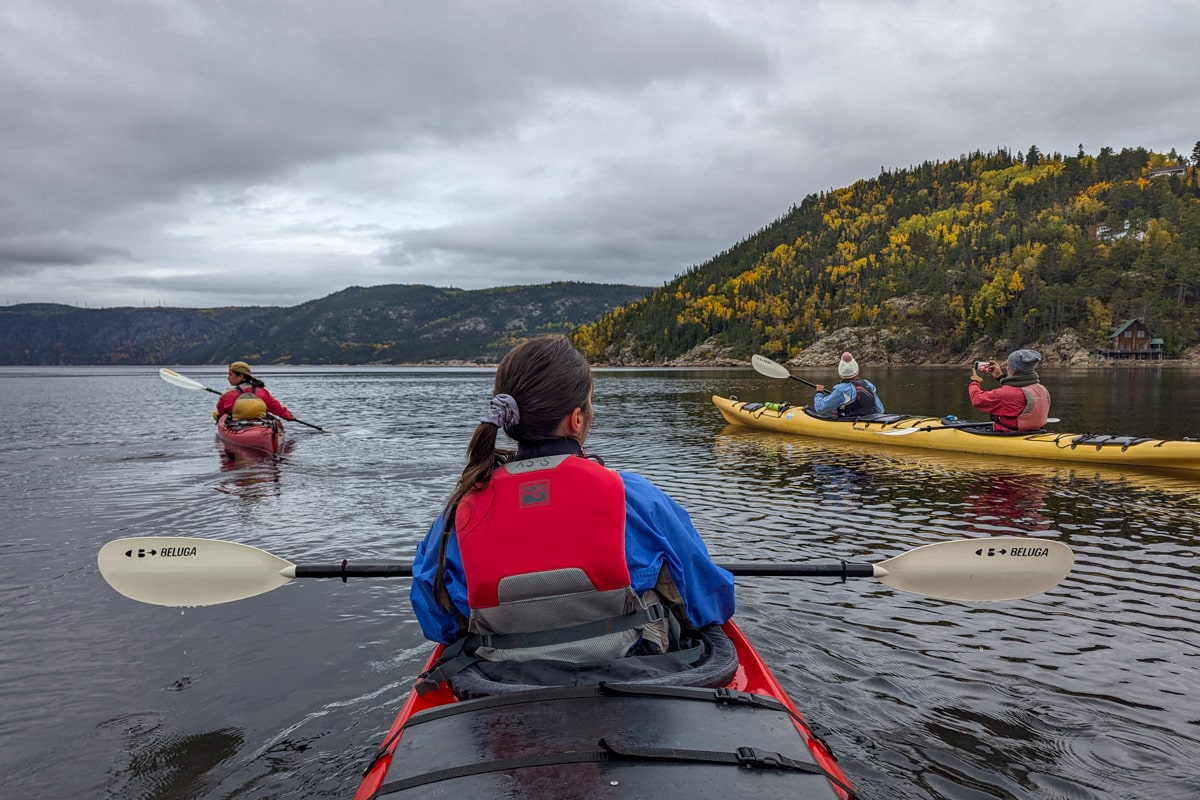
{"left": 969, "top": 349, "right": 1051, "bottom": 432}
{"left": 213, "top": 361, "right": 296, "bottom": 422}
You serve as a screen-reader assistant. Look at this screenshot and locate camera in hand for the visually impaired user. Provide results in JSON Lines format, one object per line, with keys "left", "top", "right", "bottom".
{"left": 976, "top": 361, "right": 991, "bottom": 372}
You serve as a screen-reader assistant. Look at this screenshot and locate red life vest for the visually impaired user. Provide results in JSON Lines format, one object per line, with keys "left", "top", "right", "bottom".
{"left": 454, "top": 453, "right": 662, "bottom": 663}
{"left": 456, "top": 453, "right": 629, "bottom": 609}
{"left": 1016, "top": 383, "right": 1051, "bottom": 431}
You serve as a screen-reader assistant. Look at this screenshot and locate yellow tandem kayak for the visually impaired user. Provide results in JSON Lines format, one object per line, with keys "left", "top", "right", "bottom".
{"left": 712, "top": 394, "right": 1200, "bottom": 472}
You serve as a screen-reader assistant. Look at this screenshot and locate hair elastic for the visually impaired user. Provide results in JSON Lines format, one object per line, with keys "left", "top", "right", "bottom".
{"left": 482, "top": 393, "right": 520, "bottom": 428}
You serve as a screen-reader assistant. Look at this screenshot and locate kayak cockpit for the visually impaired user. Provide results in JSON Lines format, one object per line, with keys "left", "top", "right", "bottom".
{"left": 444, "top": 622, "right": 738, "bottom": 699}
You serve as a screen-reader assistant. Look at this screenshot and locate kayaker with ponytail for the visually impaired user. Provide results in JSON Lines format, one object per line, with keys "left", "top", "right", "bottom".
{"left": 410, "top": 336, "right": 735, "bottom": 693}
{"left": 213, "top": 361, "right": 296, "bottom": 423}
{"left": 813, "top": 351, "right": 885, "bottom": 418}
{"left": 969, "top": 348, "right": 1051, "bottom": 432}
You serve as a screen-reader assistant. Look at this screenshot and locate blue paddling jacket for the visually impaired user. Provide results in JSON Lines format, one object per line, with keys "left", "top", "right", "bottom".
{"left": 812, "top": 378, "right": 884, "bottom": 417}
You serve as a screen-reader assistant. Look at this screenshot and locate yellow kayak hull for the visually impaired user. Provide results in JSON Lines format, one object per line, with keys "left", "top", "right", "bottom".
{"left": 712, "top": 395, "right": 1200, "bottom": 472}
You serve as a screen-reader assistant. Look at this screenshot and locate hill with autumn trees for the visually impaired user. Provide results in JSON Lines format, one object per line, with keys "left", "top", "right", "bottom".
{"left": 573, "top": 144, "right": 1200, "bottom": 365}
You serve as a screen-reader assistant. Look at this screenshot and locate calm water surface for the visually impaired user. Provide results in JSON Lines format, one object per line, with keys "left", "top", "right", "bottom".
{"left": 1, "top": 365, "right": 1198, "bottom": 799}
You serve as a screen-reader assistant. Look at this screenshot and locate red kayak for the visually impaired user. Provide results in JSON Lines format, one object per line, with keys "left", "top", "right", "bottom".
{"left": 354, "top": 620, "right": 855, "bottom": 799}
{"left": 215, "top": 414, "right": 286, "bottom": 455}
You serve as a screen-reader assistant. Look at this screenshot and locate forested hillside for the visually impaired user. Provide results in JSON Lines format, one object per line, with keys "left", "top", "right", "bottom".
{"left": 574, "top": 145, "right": 1200, "bottom": 363}
{"left": 0, "top": 282, "right": 649, "bottom": 365}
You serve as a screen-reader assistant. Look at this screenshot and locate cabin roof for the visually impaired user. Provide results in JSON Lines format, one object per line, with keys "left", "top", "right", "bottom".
{"left": 1109, "top": 318, "right": 1147, "bottom": 338}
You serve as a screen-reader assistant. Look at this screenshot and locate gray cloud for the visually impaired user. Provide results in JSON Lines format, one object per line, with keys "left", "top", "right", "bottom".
{"left": 2, "top": 0, "right": 1198, "bottom": 307}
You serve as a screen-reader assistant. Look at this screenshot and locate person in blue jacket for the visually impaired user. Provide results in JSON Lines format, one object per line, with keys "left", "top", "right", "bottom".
{"left": 410, "top": 337, "right": 735, "bottom": 655}
{"left": 813, "top": 351, "right": 885, "bottom": 418}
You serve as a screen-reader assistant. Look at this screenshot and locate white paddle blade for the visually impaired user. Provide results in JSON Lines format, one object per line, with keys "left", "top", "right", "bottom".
{"left": 98, "top": 537, "right": 295, "bottom": 607}
{"left": 159, "top": 368, "right": 208, "bottom": 391}
{"left": 877, "top": 536, "right": 1074, "bottom": 602}
{"left": 751, "top": 354, "right": 792, "bottom": 380}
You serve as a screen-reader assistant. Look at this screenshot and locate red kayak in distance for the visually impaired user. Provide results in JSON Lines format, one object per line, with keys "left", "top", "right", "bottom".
{"left": 354, "top": 620, "right": 855, "bottom": 800}
{"left": 215, "top": 414, "right": 287, "bottom": 456}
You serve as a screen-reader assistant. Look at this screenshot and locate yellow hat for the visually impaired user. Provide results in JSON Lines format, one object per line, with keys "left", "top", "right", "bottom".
{"left": 229, "top": 361, "right": 253, "bottom": 377}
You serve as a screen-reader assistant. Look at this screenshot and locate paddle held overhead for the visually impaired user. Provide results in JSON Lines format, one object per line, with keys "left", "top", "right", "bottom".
{"left": 98, "top": 536, "right": 1074, "bottom": 608}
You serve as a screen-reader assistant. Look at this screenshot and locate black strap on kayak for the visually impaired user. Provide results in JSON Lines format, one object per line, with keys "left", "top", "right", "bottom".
{"left": 599, "top": 683, "right": 846, "bottom": 774}
{"left": 367, "top": 749, "right": 615, "bottom": 798}
{"left": 600, "top": 737, "right": 824, "bottom": 772}
{"left": 365, "top": 683, "right": 784, "bottom": 775}
{"left": 364, "top": 682, "right": 856, "bottom": 796}
{"left": 1069, "top": 433, "right": 1157, "bottom": 450}
{"left": 408, "top": 681, "right": 778, "bottom": 729}
{"left": 366, "top": 737, "right": 861, "bottom": 799}
{"left": 413, "top": 636, "right": 471, "bottom": 696}
{"left": 602, "top": 738, "right": 860, "bottom": 798}
{"left": 600, "top": 682, "right": 848, "bottom": 789}
{"left": 598, "top": 681, "right": 784, "bottom": 710}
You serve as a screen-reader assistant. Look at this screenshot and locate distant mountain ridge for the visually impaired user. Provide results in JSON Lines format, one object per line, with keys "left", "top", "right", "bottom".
{"left": 0, "top": 282, "right": 651, "bottom": 365}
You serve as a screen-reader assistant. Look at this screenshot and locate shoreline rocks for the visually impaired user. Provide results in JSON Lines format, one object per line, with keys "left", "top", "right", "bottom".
{"left": 651, "top": 327, "right": 1198, "bottom": 368}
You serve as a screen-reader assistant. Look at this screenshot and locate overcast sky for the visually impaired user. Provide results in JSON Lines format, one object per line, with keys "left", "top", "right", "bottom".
{"left": 2, "top": 1, "right": 1198, "bottom": 309}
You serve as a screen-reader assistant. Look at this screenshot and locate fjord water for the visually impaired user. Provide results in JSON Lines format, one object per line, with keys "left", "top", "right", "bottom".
{"left": 2, "top": 364, "right": 1198, "bottom": 799}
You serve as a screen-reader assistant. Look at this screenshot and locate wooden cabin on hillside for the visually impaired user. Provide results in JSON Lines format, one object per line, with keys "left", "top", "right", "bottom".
{"left": 1101, "top": 318, "right": 1163, "bottom": 360}
{"left": 1147, "top": 165, "right": 1187, "bottom": 178}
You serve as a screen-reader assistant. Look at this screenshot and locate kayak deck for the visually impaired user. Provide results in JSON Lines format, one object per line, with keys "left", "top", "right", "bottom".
{"left": 355, "top": 621, "right": 851, "bottom": 799}
{"left": 365, "top": 685, "right": 843, "bottom": 799}
{"left": 712, "top": 394, "right": 1200, "bottom": 471}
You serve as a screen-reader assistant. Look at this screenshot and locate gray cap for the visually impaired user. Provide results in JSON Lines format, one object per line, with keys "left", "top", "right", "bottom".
{"left": 1007, "top": 349, "right": 1042, "bottom": 375}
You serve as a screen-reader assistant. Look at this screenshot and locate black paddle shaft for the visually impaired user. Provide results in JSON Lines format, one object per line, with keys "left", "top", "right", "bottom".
{"left": 293, "top": 562, "right": 876, "bottom": 581}
{"left": 719, "top": 562, "right": 875, "bottom": 579}
{"left": 296, "top": 563, "right": 414, "bottom": 580}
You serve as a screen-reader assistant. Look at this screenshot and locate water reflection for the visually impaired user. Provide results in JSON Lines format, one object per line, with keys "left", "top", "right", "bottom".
{"left": 102, "top": 717, "right": 243, "bottom": 800}
{"left": 213, "top": 442, "right": 289, "bottom": 497}
{"left": 810, "top": 454, "right": 878, "bottom": 494}
{"left": 960, "top": 473, "right": 1053, "bottom": 535}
